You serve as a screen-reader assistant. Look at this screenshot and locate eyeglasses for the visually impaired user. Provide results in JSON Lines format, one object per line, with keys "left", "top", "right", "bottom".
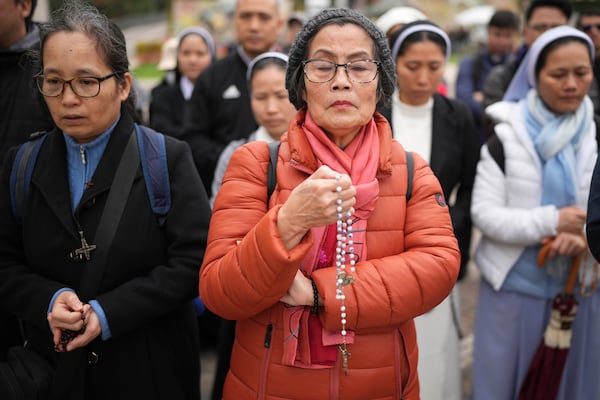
{"left": 581, "top": 23, "right": 600, "bottom": 33}
{"left": 34, "top": 72, "right": 123, "bottom": 98}
{"left": 302, "top": 59, "right": 380, "bottom": 84}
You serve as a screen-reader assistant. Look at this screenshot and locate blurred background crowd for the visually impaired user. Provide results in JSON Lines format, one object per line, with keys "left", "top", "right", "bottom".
{"left": 4, "top": 1, "right": 600, "bottom": 399}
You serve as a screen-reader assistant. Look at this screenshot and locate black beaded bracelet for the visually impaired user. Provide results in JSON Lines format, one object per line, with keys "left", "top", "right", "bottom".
{"left": 311, "top": 279, "right": 319, "bottom": 315}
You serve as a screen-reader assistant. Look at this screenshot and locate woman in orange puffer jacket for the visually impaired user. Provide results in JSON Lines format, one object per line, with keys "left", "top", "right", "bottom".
{"left": 200, "top": 8, "right": 460, "bottom": 400}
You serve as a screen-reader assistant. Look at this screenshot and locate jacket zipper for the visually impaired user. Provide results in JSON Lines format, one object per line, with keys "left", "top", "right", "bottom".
{"left": 263, "top": 323, "right": 272, "bottom": 348}
{"left": 257, "top": 323, "right": 273, "bottom": 399}
{"left": 79, "top": 144, "right": 86, "bottom": 164}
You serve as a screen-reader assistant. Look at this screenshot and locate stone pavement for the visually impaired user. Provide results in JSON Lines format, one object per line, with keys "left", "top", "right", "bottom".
{"left": 459, "top": 253, "right": 480, "bottom": 400}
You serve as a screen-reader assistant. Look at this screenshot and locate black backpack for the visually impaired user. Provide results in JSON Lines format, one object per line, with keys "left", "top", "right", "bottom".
{"left": 487, "top": 114, "right": 600, "bottom": 174}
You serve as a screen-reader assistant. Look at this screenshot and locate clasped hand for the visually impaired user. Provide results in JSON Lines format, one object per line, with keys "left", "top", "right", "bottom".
{"left": 280, "top": 270, "right": 314, "bottom": 307}
{"left": 47, "top": 291, "right": 101, "bottom": 352}
{"left": 541, "top": 205, "right": 587, "bottom": 259}
{"left": 557, "top": 205, "right": 586, "bottom": 234}
{"left": 277, "top": 165, "right": 356, "bottom": 250}
{"left": 543, "top": 232, "right": 586, "bottom": 260}
{"left": 277, "top": 166, "right": 355, "bottom": 306}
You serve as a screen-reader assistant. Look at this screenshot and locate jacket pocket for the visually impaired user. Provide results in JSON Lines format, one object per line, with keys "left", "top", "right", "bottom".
{"left": 395, "top": 327, "right": 413, "bottom": 398}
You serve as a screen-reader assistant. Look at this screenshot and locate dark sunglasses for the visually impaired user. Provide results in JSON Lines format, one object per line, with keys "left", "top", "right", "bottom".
{"left": 582, "top": 23, "right": 600, "bottom": 33}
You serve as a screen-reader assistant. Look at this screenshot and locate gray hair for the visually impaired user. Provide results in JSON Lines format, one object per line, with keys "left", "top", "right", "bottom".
{"left": 39, "top": 0, "right": 140, "bottom": 122}
{"left": 286, "top": 8, "right": 396, "bottom": 110}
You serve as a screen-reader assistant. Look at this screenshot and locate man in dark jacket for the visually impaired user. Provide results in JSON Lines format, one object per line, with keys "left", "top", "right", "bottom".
{"left": 0, "top": 0, "right": 53, "bottom": 361}
{"left": 181, "top": 0, "right": 284, "bottom": 198}
{"left": 0, "top": 0, "right": 53, "bottom": 163}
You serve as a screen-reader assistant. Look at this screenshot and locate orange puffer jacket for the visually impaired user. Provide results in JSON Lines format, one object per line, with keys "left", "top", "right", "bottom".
{"left": 201, "top": 110, "right": 460, "bottom": 400}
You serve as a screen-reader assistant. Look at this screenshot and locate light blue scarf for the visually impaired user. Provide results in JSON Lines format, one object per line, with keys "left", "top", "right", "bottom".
{"left": 503, "top": 90, "right": 593, "bottom": 296}
{"left": 524, "top": 89, "right": 592, "bottom": 208}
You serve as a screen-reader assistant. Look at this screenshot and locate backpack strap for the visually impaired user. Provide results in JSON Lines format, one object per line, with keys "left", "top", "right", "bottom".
{"left": 265, "top": 143, "right": 413, "bottom": 203}
{"left": 10, "top": 133, "right": 48, "bottom": 223}
{"left": 405, "top": 151, "right": 414, "bottom": 202}
{"left": 136, "top": 125, "right": 171, "bottom": 226}
{"left": 594, "top": 113, "right": 600, "bottom": 150}
{"left": 10, "top": 127, "right": 172, "bottom": 227}
{"left": 266, "top": 141, "right": 280, "bottom": 203}
{"left": 486, "top": 133, "right": 505, "bottom": 174}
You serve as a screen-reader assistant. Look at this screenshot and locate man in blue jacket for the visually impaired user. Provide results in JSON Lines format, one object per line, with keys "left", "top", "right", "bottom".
{"left": 455, "top": 9, "right": 518, "bottom": 144}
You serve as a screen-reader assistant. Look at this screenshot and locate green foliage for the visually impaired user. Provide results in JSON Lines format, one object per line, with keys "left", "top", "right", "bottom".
{"left": 136, "top": 41, "right": 162, "bottom": 54}
{"left": 132, "top": 63, "right": 163, "bottom": 79}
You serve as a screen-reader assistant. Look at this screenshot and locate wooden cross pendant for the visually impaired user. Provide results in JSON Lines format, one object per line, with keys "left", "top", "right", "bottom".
{"left": 70, "top": 230, "right": 96, "bottom": 261}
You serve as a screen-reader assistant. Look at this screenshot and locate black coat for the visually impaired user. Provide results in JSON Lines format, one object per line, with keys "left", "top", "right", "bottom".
{"left": 0, "top": 24, "right": 53, "bottom": 164}
{"left": 379, "top": 93, "right": 480, "bottom": 280}
{"left": 0, "top": 114, "right": 211, "bottom": 399}
{"left": 181, "top": 49, "right": 258, "bottom": 197}
{"left": 149, "top": 79, "right": 187, "bottom": 139}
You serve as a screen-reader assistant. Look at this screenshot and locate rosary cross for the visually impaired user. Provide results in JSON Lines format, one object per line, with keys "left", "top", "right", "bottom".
{"left": 340, "top": 343, "right": 351, "bottom": 376}
{"left": 338, "top": 272, "right": 354, "bottom": 287}
{"left": 71, "top": 231, "right": 96, "bottom": 261}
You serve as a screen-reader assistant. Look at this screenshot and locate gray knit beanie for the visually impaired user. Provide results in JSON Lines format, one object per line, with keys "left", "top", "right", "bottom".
{"left": 286, "top": 8, "right": 396, "bottom": 110}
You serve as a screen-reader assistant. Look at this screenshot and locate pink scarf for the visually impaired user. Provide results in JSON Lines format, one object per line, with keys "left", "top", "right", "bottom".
{"left": 282, "top": 111, "right": 380, "bottom": 368}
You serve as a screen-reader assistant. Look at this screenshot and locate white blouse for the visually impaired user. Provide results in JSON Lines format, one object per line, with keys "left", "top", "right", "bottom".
{"left": 391, "top": 90, "right": 433, "bottom": 164}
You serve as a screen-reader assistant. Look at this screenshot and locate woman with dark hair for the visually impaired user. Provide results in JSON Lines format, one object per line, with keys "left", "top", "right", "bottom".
{"left": 149, "top": 27, "right": 215, "bottom": 138}
{"left": 473, "top": 26, "right": 599, "bottom": 399}
{"left": 200, "top": 8, "right": 459, "bottom": 399}
{"left": 379, "top": 21, "right": 479, "bottom": 400}
{"left": 0, "top": 1, "right": 211, "bottom": 398}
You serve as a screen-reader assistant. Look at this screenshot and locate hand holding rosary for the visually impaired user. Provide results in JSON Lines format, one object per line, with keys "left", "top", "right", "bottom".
{"left": 54, "top": 307, "right": 88, "bottom": 352}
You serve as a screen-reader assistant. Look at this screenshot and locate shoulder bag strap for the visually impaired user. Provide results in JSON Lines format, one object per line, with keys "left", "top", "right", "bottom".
{"left": 10, "top": 134, "right": 48, "bottom": 223}
{"left": 405, "top": 151, "right": 414, "bottom": 202}
{"left": 266, "top": 141, "right": 280, "bottom": 204}
{"left": 79, "top": 129, "right": 139, "bottom": 298}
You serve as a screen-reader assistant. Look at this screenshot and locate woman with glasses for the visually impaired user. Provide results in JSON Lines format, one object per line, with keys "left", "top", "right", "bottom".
{"left": 0, "top": 1, "right": 210, "bottom": 399}
{"left": 378, "top": 21, "right": 480, "bottom": 400}
{"left": 199, "top": 8, "right": 459, "bottom": 399}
